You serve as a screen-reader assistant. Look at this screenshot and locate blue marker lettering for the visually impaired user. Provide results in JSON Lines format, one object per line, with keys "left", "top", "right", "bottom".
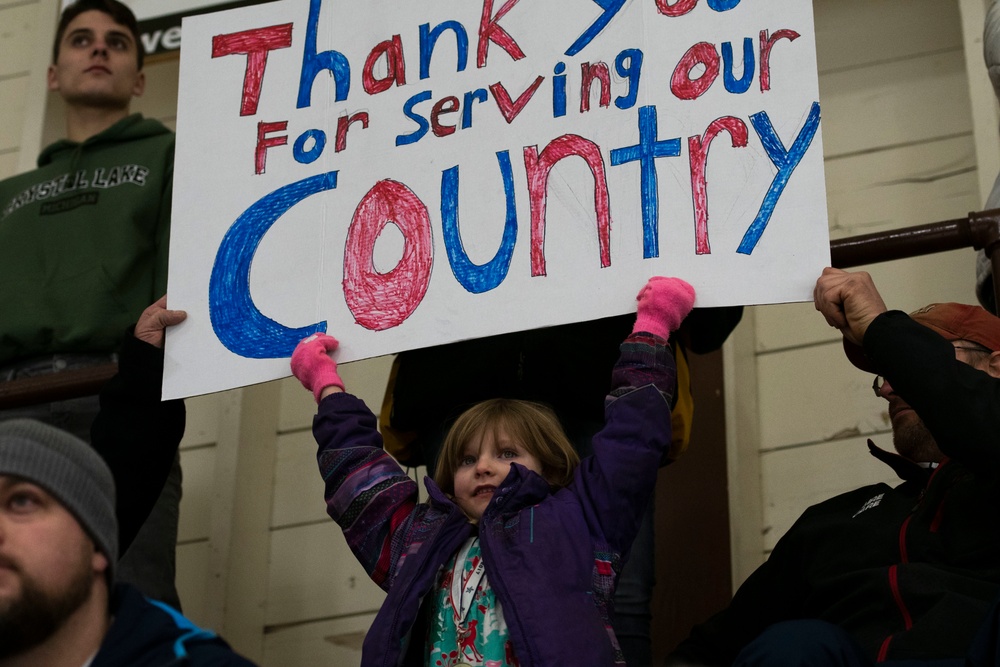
{"left": 396, "top": 90, "right": 433, "bottom": 146}
{"left": 722, "top": 38, "right": 754, "bottom": 94}
{"left": 419, "top": 21, "right": 469, "bottom": 80}
{"left": 209, "top": 172, "right": 339, "bottom": 358}
{"left": 297, "top": 0, "right": 350, "bottom": 108}
{"left": 738, "top": 102, "right": 821, "bottom": 254}
{"left": 610, "top": 105, "right": 681, "bottom": 258}
{"left": 565, "top": 0, "right": 627, "bottom": 56}
{"left": 441, "top": 151, "right": 517, "bottom": 293}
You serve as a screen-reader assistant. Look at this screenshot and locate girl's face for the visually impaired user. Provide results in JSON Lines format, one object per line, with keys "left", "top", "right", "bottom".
{"left": 451, "top": 428, "right": 543, "bottom": 521}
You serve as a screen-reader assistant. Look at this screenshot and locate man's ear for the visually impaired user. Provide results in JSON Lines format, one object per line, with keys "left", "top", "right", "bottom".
{"left": 47, "top": 64, "right": 60, "bottom": 92}
{"left": 92, "top": 550, "right": 109, "bottom": 577}
{"left": 984, "top": 351, "right": 1000, "bottom": 379}
{"left": 131, "top": 70, "right": 146, "bottom": 98}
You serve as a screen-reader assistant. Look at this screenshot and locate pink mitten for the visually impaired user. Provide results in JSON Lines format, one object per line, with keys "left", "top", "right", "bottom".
{"left": 291, "top": 333, "right": 345, "bottom": 402}
{"left": 632, "top": 277, "right": 696, "bottom": 340}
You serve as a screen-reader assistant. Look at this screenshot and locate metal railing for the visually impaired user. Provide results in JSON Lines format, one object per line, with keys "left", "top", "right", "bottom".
{"left": 830, "top": 209, "right": 1000, "bottom": 290}
{"left": 0, "top": 363, "right": 117, "bottom": 410}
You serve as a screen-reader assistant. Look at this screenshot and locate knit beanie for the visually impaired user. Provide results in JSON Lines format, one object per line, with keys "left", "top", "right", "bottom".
{"left": 0, "top": 419, "right": 117, "bottom": 582}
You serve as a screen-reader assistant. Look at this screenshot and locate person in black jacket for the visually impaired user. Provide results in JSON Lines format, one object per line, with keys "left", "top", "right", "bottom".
{"left": 0, "top": 298, "right": 255, "bottom": 666}
{"left": 668, "top": 268, "right": 1000, "bottom": 666}
{"left": 91, "top": 295, "right": 187, "bottom": 554}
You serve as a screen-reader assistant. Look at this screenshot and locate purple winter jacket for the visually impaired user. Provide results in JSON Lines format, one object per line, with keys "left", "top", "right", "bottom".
{"left": 312, "top": 333, "right": 676, "bottom": 666}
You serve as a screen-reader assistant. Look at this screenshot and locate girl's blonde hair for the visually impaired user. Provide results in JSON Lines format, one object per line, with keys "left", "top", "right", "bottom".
{"left": 433, "top": 398, "right": 580, "bottom": 494}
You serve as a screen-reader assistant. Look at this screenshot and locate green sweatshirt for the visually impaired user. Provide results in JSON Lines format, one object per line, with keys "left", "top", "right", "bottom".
{"left": 0, "top": 114, "right": 174, "bottom": 366}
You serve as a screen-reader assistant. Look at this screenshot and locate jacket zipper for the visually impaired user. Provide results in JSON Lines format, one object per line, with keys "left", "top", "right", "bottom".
{"left": 879, "top": 538, "right": 914, "bottom": 661}
{"left": 479, "top": 500, "right": 536, "bottom": 666}
{"left": 879, "top": 463, "right": 949, "bottom": 661}
{"left": 480, "top": 529, "right": 535, "bottom": 665}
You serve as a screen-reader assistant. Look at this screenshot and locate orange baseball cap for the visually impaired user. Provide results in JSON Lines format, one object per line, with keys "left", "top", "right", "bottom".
{"left": 844, "top": 302, "right": 1000, "bottom": 372}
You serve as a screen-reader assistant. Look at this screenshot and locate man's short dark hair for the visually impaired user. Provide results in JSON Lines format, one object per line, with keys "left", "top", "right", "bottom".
{"left": 53, "top": 0, "right": 143, "bottom": 70}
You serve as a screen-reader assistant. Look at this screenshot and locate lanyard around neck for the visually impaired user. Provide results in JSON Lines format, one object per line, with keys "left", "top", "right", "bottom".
{"left": 449, "top": 537, "right": 486, "bottom": 624}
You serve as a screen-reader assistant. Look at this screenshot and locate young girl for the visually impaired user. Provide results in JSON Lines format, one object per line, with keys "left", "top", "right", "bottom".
{"left": 290, "top": 276, "right": 695, "bottom": 667}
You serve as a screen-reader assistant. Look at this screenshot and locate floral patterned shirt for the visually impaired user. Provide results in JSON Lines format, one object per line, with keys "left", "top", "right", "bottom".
{"left": 426, "top": 537, "right": 519, "bottom": 667}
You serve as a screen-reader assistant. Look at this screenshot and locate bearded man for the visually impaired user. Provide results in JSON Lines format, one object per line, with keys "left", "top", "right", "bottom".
{"left": 0, "top": 419, "right": 254, "bottom": 666}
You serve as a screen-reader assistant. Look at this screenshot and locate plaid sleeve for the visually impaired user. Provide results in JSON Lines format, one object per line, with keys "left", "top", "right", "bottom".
{"left": 313, "top": 392, "right": 420, "bottom": 590}
{"left": 607, "top": 332, "right": 677, "bottom": 409}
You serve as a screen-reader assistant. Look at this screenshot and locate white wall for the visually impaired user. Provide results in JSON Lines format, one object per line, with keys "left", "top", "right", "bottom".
{"left": 0, "top": 0, "right": 47, "bottom": 178}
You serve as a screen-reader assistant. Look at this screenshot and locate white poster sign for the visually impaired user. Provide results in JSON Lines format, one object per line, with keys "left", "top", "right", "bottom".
{"left": 165, "top": 0, "right": 829, "bottom": 399}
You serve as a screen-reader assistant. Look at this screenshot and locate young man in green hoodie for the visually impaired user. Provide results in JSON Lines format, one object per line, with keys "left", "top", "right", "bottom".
{"left": 0, "top": 0, "right": 181, "bottom": 609}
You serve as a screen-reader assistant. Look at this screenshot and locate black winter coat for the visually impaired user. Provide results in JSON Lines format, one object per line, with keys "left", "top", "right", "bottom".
{"left": 670, "top": 311, "right": 1000, "bottom": 663}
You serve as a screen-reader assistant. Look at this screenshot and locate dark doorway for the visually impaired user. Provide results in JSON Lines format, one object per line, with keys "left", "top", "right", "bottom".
{"left": 651, "top": 347, "right": 733, "bottom": 660}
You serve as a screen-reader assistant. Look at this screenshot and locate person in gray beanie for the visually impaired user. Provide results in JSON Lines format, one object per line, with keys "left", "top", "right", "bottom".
{"left": 0, "top": 304, "right": 256, "bottom": 667}
{"left": 0, "top": 419, "right": 118, "bottom": 581}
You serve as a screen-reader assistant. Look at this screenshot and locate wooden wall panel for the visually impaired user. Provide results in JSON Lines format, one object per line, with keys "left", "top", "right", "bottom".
{"left": 181, "top": 393, "right": 223, "bottom": 448}
{"left": 178, "top": 446, "right": 216, "bottom": 542}
{"left": 271, "top": 430, "right": 329, "bottom": 528}
{"left": 757, "top": 341, "right": 886, "bottom": 451}
{"left": 13, "top": 2, "right": 57, "bottom": 169}
{"left": 278, "top": 377, "right": 315, "bottom": 433}
{"left": 174, "top": 394, "right": 221, "bottom": 624}
{"left": 0, "top": 153, "right": 18, "bottom": 180}
{"left": 263, "top": 613, "right": 376, "bottom": 666}
{"left": 959, "top": 0, "right": 1000, "bottom": 201}
{"left": 819, "top": 51, "right": 972, "bottom": 159}
{"left": 813, "top": 0, "right": 962, "bottom": 73}
{"left": 0, "top": 3, "right": 38, "bottom": 78}
{"left": 131, "top": 58, "right": 179, "bottom": 124}
{"left": 40, "top": 89, "right": 66, "bottom": 148}
{"left": 266, "top": 522, "right": 385, "bottom": 627}
{"left": 825, "top": 136, "right": 979, "bottom": 237}
{"left": 0, "top": 77, "right": 28, "bottom": 152}
{"left": 176, "top": 541, "right": 211, "bottom": 626}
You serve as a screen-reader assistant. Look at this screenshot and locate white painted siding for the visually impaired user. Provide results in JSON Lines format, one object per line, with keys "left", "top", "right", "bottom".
{"left": 263, "top": 360, "right": 395, "bottom": 665}
{"left": 0, "top": 0, "right": 40, "bottom": 179}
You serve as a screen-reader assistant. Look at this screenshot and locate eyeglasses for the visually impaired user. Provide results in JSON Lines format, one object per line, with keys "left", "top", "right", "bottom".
{"left": 872, "top": 343, "right": 992, "bottom": 396}
{"left": 952, "top": 345, "right": 991, "bottom": 354}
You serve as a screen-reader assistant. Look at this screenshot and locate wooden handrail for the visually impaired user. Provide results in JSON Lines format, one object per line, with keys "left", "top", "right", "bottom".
{"left": 0, "top": 363, "right": 118, "bottom": 410}
{"left": 830, "top": 208, "right": 1000, "bottom": 304}
{"left": 3, "top": 208, "right": 1000, "bottom": 411}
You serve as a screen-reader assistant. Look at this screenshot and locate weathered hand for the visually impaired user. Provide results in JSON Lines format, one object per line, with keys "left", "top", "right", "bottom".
{"left": 813, "top": 268, "right": 887, "bottom": 346}
{"left": 134, "top": 295, "right": 187, "bottom": 350}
